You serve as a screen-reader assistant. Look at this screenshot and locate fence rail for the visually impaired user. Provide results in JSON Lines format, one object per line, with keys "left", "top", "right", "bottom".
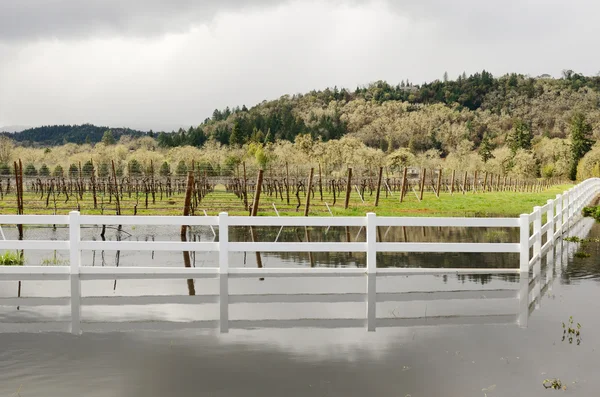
{"left": 0, "top": 178, "right": 599, "bottom": 334}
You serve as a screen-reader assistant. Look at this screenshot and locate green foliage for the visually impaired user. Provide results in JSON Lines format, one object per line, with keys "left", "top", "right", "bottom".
{"left": 582, "top": 205, "right": 600, "bottom": 221}
{"left": 542, "top": 378, "right": 565, "bottom": 390}
{"left": 39, "top": 164, "right": 50, "bottom": 177}
{"left": 478, "top": 133, "right": 495, "bottom": 163}
{"left": 115, "top": 164, "right": 124, "bottom": 177}
{"left": 82, "top": 160, "right": 94, "bottom": 177}
{"left": 569, "top": 112, "right": 594, "bottom": 180}
{"left": 24, "top": 163, "right": 37, "bottom": 176}
{"left": 2, "top": 124, "right": 144, "bottom": 145}
{"left": 0, "top": 251, "right": 24, "bottom": 266}
{"left": 562, "top": 316, "right": 582, "bottom": 345}
{"left": 52, "top": 164, "right": 64, "bottom": 177}
{"left": 0, "top": 163, "right": 10, "bottom": 175}
{"left": 507, "top": 119, "right": 532, "bottom": 153}
{"left": 175, "top": 160, "right": 188, "bottom": 176}
{"left": 101, "top": 130, "right": 116, "bottom": 145}
{"left": 98, "top": 163, "right": 110, "bottom": 178}
{"left": 159, "top": 161, "right": 170, "bottom": 176}
{"left": 541, "top": 164, "right": 555, "bottom": 178}
{"left": 68, "top": 163, "right": 79, "bottom": 178}
{"left": 128, "top": 159, "right": 142, "bottom": 177}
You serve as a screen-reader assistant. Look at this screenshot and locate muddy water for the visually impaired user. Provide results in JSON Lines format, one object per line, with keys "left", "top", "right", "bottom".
{"left": 0, "top": 220, "right": 599, "bottom": 396}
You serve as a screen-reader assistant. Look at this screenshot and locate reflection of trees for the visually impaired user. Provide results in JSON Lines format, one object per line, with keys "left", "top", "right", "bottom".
{"left": 228, "top": 226, "right": 519, "bottom": 271}
{"left": 561, "top": 226, "right": 600, "bottom": 284}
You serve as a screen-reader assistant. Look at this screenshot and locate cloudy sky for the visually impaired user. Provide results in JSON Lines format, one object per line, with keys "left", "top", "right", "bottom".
{"left": 1, "top": 0, "right": 599, "bottom": 131}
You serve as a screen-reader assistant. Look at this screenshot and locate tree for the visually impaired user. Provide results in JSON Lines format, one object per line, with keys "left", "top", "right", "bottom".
{"left": 0, "top": 163, "right": 10, "bottom": 175}
{"left": 98, "top": 163, "right": 110, "bottom": 178}
{"left": 128, "top": 159, "right": 142, "bottom": 177}
{"left": 569, "top": 112, "right": 594, "bottom": 180}
{"left": 24, "top": 163, "right": 37, "bottom": 176}
{"left": 68, "top": 163, "right": 79, "bottom": 178}
{"left": 0, "top": 136, "right": 14, "bottom": 164}
{"left": 82, "top": 160, "right": 94, "bottom": 177}
{"left": 479, "top": 133, "right": 495, "bottom": 163}
{"left": 229, "top": 121, "right": 245, "bottom": 146}
{"left": 39, "top": 164, "right": 51, "bottom": 176}
{"left": 159, "top": 161, "right": 171, "bottom": 176}
{"left": 175, "top": 160, "right": 188, "bottom": 176}
{"left": 101, "top": 130, "right": 116, "bottom": 145}
{"left": 507, "top": 119, "right": 532, "bottom": 153}
{"left": 443, "top": 71, "right": 449, "bottom": 83}
{"left": 157, "top": 131, "right": 174, "bottom": 148}
{"left": 53, "top": 165, "right": 64, "bottom": 177}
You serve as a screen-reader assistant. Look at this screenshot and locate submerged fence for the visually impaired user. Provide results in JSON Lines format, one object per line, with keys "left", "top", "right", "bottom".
{"left": 0, "top": 177, "right": 599, "bottom": 334}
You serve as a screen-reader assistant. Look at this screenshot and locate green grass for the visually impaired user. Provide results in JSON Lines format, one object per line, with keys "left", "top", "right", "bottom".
{"left": 0, "top": 184, "right": 575, "bottom": 218}
{"left": 0, "top": 251, "right": 24, "bottom": 266}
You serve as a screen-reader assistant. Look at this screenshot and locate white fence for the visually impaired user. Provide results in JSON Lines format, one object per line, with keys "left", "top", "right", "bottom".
{"left": 0, "top": 177, "right": 599, "bottom": 334}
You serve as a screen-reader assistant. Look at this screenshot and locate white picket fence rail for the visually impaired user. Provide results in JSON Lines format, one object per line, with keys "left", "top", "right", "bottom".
{"left": 0, "top": 177, "right": 598, "bottom": 334}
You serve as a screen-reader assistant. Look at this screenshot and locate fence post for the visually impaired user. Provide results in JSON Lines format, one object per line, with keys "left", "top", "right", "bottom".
{"left": 219, "top": 212, "right": 229, "bottom": 274}
{"left": 366, "top": 213, "right": 376, "bottom": 274}
{"left": 533, "top": 207, "right": 542, "bottom": 261}
{"left": 562, "top": 191, "right": 569, "bottom": 233}
{"left": 69, "top": 211, "right": 81, "bottom": 335}
{"left": 519, "top": 213, "right": 530, "bottom": 272}
{"left": 218, "top": 212, "right": 229, "bottom": 333}
{"left": 555, "top": 194, "right": 562, "bottom": 238}
{"left": 547, "top": 199, "right": 554, "bottom": 246}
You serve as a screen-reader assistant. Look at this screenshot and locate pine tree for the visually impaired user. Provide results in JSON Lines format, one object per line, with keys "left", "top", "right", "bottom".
{"left": 159, "top": 161, "right": 170, "bottom": 176}
{"left": 24, "top": 164, "right": 37, "bottom": 176}
{"left": 229, "top": 121, "right": 244, "bottom": 146}
{"left": 53, "top": 165, "right": 64, "bottom": 177}
{"left": 68, "top": 163, "right": 79, "bottom": 178}
{"left": 101, "top": 130, "right": 116, "bottom": 145}
{"left": 507, "top": 119, "right": 532, "bottom": 153}
{"left": 175, "top": 160, "right": 188, "bottom": 176}
{"left": 569, "top": 112, "right": 594, "bottom": 180}
{"left": 479, "top": 134, "right": 495, "bottom": 163}
{"left": 82, "top": 160, "right": 94, "bottom": 177}
{"left": 39, "top": 164, "right": 51, "bottom": 177}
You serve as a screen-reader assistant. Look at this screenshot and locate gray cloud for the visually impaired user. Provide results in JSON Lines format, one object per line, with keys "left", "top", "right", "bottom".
{"left": 1, "top": 0, "right": 600, "bottom": 130}
{"left": 0, "top": 0, "right": 284, "bottom": 41}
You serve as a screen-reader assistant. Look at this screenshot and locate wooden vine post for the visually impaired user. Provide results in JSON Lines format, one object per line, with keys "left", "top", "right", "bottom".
{"left": 90, "top": 159, "right": 97, "bottom": 209}
{"left": 400, "top": 167, "right": 408, "bottom": 203}
{"left": 285, "top": 162, "right": 290, "bottom": 205}
{"left": 243, "top": 162, "right": 249, "bottom": 210}
{"left": 462, "top": 171, "right": 468, "bottom": 194}
{"left": 318, "top": 163, "right": 323, "bottom": 201}
{"left": 180, "top": 170, "right": 195, "bottom": 295}
{"left": 419, "top": 168, "right": 426, "bottom": 201}
{"left": 435, "top": 168, "right": 442, "bottom": 198}
{"left": 344, "top": 167, "right": 352, "bottom": 209}
{"left": 450, "top": 169, "right": 456, "bottom": 194}
{"left": 304, "top": 167, "right": 314, "bottom": 216}
{"left": 251, "top": 169, "right": 264, "bottom": 216}
{"left": 111, "top": 160, "right": 121, "bottom": 215}
{"left": 374, "top": 166, "right": 383, "bottom": 207}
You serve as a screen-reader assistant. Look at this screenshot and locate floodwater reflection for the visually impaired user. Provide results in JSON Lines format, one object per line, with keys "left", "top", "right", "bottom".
{"left": 1, "top": 220, "right": 600, "bottom": 396}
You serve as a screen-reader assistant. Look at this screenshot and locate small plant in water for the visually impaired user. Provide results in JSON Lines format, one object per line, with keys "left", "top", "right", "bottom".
{"left": 543, "top": 378, "right": 565, "bottom": 390}
{"left": 0, "top": 251, "right": 24, "bottom": 266}
{"left": 40, "top": 256, "right": 69, "bottom": 266}
{"left": 562, "top": 316, "right": 582, "bottom": 345}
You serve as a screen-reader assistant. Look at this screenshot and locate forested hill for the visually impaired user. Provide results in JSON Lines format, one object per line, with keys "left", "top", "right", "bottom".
{"left": 3, "top": 124, "right": 146, "bottom": 145}
{"left": 157, "top": 70, "right": 600, "bottom": 153}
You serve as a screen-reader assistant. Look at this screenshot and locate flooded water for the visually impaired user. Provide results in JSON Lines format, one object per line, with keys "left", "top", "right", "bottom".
{"left": 1, "top": 220, "right": 600, "bottom": 396}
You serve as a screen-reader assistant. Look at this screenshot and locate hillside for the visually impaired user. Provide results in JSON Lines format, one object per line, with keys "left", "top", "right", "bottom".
{"left": 3, "top": 124, "right": 146, "bottom": 145}
{"left": 2, "top": 70, "right": 599, "bottom": 180}
{"left": 164, "top": 70, "right": 600, "bottom": 152}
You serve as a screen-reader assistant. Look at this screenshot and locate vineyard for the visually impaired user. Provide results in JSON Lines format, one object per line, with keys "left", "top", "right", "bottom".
{"left": 1, "top": 160, "right": 571, "bottom": 217}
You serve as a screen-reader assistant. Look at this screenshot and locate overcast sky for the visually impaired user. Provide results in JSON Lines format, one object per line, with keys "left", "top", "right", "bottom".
{"left": 1, "top": 0, "right": 599, "bottom": 131}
